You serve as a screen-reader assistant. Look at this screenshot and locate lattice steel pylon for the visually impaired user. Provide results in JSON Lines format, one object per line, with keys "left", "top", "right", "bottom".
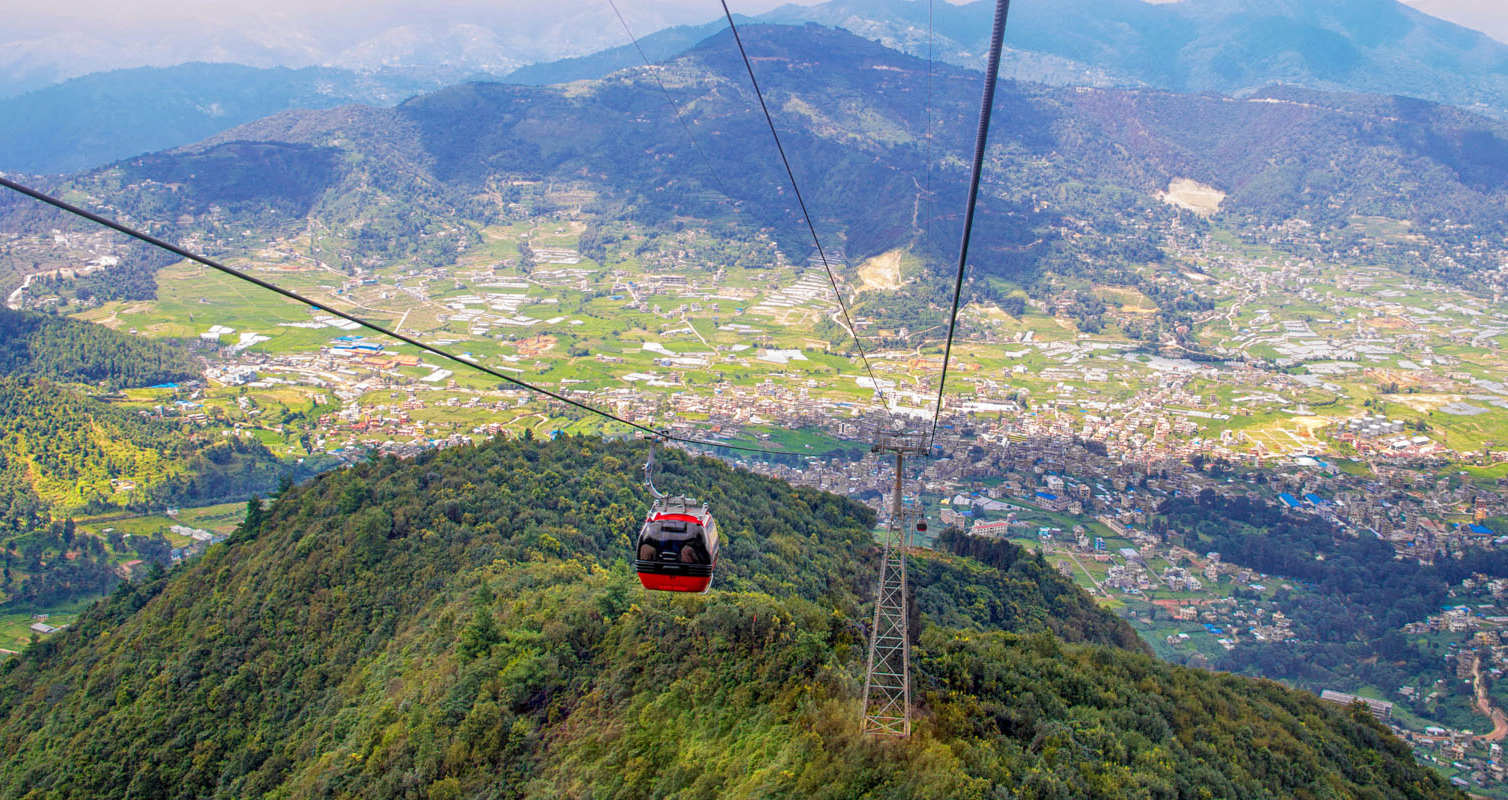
{"left": 863, "top": 431, "right": 927, "bottom": 736}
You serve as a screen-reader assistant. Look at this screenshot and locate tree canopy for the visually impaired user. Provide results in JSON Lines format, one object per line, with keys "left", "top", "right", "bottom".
{"left": 0, "top": 436, "right": 1457, "bottom": 799}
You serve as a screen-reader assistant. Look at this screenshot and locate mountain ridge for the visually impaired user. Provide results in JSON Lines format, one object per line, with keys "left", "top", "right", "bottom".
{"left": 759, "top": 0, "right": 1508, "bottom": 117}
{"left": 41, "top": 23, "right": 1507, "bottom": 290}
{"left": 0, "top": 63, "right": 461, "bottom": 174}
{"left": 7, "top": 0, "right": 1508, "bottom": 174}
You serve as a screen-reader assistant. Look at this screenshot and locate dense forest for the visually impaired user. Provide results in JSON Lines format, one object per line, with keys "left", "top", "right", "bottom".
{"left": 0, "top": 307, "right": 197, "bottom": 389}
{"left": 928, "top": 527, "right": 1146, "bottom": 652}
{"left": 31, "top": 250, "right": 172, "bottom": 305}
{"left": 0, "top": 436, "right": 1457, "bottom": 798}
{"left": 0, "top": 517, "right": 120, "bottom": 608}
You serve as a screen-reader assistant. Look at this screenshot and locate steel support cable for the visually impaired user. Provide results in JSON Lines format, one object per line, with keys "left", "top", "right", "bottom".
{"left": 606, "top": 0, "right": 734, "bottom": 199}
{"left": 718, "top": 1, "right": 897, "bottom": 428}
{"left": 928, "top": 0, "right": 1011, "bottom": 446}
{"left": 923, "top": 0, "right": 934, "bottom": 260}
{"left": 0, "top": 176, "right": 787, "bottom": 457}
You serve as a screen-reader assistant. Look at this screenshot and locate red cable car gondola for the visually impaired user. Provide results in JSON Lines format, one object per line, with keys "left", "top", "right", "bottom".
{"left": 635, "top": 497, "right": 718, "bottom": 593}
{"left": 634, "top": 436, "right": 719, "bottom": 593}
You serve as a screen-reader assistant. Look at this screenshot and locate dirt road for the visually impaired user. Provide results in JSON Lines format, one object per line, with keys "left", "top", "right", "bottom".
{"left": 1471, "top": 656, "right": 1508, "bottom": 742}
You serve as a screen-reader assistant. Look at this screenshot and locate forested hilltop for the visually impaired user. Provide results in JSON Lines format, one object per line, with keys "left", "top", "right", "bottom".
{"left": 0, "top": 436, "right": 1456, "bottom": 798}
{"left": 0, "top": 306, "right": 196, "bottom": 389}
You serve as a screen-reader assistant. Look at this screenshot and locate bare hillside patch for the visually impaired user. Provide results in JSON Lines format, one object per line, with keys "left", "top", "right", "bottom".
{"left": 857, "top": 249, "right": 905, "bottom": 291}
{"left": 1159, "top": 178, "right": 1225, "bottom": 216}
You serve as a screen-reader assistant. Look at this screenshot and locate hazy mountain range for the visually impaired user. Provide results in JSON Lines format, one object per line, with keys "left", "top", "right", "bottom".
{"left": 769, "top": 0, "right": 1508, "bottom": 113}
{"left": 12, "top": 23, "right": 1505, "bottom": 302}
{"left": 0, "top": 64, "right": 463, "bottom": 175}
{"left": 0, "top": 5, "right": 713, "bottom": 98}
{"left": 1402, "top": 0, "right": 1508, "bottom": 45}
{"left": 3, "top": 0, "right": 1507, "bottom": 175}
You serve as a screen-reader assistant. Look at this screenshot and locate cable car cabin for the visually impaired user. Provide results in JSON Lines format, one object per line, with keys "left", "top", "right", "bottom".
{"left": 635, "top": 497, "right": 718, "bottom": 593}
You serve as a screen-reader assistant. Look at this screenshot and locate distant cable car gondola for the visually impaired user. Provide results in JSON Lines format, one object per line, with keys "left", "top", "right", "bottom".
{"left": 635, "top": 437, "right": 719, "bottom": 593}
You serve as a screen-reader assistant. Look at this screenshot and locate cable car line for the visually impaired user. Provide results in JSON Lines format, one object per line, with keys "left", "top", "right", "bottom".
{"left": 718, "top": 1, "right": 897, "bottom": 428}
{"left": 928, "top": 0, "right": 1011, "bottom": 447}
{"left": 923, "top": 0, "right": 935, "bottom": 260}
{"left": 0, "top": 175, "right": 788, "bottom": 457}
{"left": 716, "top": 2, "right": 942, "bottom": 724}
{"left": 606, "top": 0, "right": 734, "bottom": 199}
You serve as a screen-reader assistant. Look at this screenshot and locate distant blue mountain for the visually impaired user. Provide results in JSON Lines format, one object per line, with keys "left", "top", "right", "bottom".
{"left": 758, "top": 0, "right": 1508, "bottom": 117}
{"left": 506, "top": 0, "right": 1508, "bottom": 116}
{"left": 0, "top": 63, "right": 453, "bottom": 174}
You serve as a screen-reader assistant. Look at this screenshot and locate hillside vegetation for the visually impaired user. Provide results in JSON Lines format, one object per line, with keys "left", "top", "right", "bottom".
{"left": 0, "top": 307, "right": 196, "bottom": 389}
{"left": 0, "top": 377, "right": 297, "bottom": 517}
{"left": 0, "top": 309, "right": 322, "bottom": 610}
{"left": 0, "top": 308, "right": 301, "bottom": 519}
{"left": 0, "top": 436, "right": 1457, "bottom": 798}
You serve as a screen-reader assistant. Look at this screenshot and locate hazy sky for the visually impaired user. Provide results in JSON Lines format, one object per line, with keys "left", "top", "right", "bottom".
{"left": 1401, "top": 0, "right": 1508, "bottom": 43}
{"left": 0, "top": 0, "right": 843, "bottom": 93}
{"left": 0, "top": 0, "right": 1498, "bottom": 44}
{"left": 0, "top": 0, "right": 1501, "bottom": 94}
{"left": 0, "top": 0, "right": 820, "bottom": 40}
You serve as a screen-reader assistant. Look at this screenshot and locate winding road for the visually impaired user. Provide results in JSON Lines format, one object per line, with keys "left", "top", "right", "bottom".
{"left": 1471, "top": 656, "right": 1508, "bottom": 742}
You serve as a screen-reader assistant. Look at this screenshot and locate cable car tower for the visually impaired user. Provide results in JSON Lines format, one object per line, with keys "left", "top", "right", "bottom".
{"left": 862, "top": 430, "right": 928, "bottom": 736}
